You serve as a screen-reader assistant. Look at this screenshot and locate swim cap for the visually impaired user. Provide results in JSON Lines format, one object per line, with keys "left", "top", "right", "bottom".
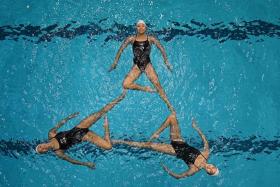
{"left": 137, "top": 20, "right": 146, "bottom": 26}
{"left": 211, "top": 168, "right": 220, "bottom": 176}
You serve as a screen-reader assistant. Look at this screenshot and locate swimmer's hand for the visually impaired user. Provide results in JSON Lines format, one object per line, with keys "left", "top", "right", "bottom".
{"left": 165, "top": 60, "right": 172, "bottom": 72}
{"left": 69, "top": 112, "right": 80, "bottom": 119}
{"left": 57, "top": 112, "right": 80, "bottom": 126}
{"left": 108, "top": 63, "right": 117, "bottom": 72}
{"left": 85, "top": 162, "right": 96, "bottom": 169}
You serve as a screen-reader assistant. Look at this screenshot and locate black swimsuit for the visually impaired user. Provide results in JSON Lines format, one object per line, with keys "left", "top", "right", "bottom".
{"left": 171, "top": 140, "right": 205, "bottom": 166}
{"left": 132, "top": 36, "right": 151, "bottom": 71}
{"left": 54, "top": 127, "right": 89, "bottom": 150}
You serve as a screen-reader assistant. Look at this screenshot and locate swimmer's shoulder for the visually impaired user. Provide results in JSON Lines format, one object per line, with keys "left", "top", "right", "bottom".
{"left": 200, "top": 150, "right": 210, "bottom": 159}
{"left": 126, "top": 35, "right": 136, "bottom": 43}
{"left": 50, "top": 138, "right": 60, "bottom": 150}
{"left": 147, "top": 35, "right": 158, "bottom": 44}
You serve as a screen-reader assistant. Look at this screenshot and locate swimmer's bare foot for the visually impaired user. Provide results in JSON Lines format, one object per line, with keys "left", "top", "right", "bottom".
{"left": 145, "top": 86, "right": 157, "bottom": 93}
{"left": 103, "top": 115, "right": 109, "bottom": 128}
{"left": 149, "top": 133, "right": 159, "bottom": 141}
{"left": 111, "top": 140, "right": 124, "bottom": 144}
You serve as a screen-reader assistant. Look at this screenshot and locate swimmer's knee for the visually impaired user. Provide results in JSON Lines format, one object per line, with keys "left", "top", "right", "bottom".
{"left": 103, "top": 143, "right": 112, "bottom": 150}
{"left": 122, "top": 81, "right": 130, "bottom": 89}
{"left": 170, "top": 113, "right": 176, "bottom": 118}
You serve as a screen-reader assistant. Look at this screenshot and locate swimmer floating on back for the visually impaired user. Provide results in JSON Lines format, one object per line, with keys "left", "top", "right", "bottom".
{"left": 113, "top": 113, "right": 219, "bottom": 179}
{"left": 36, "top": 91, "right": 126, "bottom": 169}
{"left": 109, "top": 20, "right": 175, "bottom": 112}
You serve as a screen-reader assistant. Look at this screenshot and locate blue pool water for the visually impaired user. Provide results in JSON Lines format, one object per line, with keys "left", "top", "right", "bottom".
{"left": 1, "top": 0, "right": 280, "bottom": 186}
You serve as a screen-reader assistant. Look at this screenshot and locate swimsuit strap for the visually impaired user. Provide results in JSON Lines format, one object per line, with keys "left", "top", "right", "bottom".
{"left": 200, "top": 153, "right": 208, "bottom": 161}
{"left": 192, "top": 153, "right": 208, "bottom": 170}
{"left": 193, "top": 163, "right": 201, "bottom": 170}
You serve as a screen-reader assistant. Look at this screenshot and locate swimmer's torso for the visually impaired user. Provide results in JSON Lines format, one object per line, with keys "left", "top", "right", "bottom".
{"left": 171, "top": 140, "right": 202, "bottom": 166}
{"left": 54, "top": 127, "right": 89, "bottom": 150}
{"left": 132, "top": 35, "right": 151, "bottom": 71}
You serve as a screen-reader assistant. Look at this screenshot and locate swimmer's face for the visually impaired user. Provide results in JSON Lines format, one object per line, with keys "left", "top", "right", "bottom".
{"left": 136, "top": 23, "right": 146, "bottom": 34}
{"left": 36, "top": 143, "right": 50, "bottom": 154}
{"left": 205, "top": 164, "right": 218, "bottom": 175}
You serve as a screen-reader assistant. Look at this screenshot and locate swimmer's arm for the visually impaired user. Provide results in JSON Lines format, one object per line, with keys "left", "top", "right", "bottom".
{"left": 150, "top": 36, "right": 172, "bottom": 71}
{"left": 192, "top": 119, "right": 209, "bottom": 153}
{"left": 161, "top": 163, "right": 196, "bottom": 179}
{"left": 48, "top": 112, "right": 80, "bottom": 139}
{"left": 109, "top": 36, "right": 134, "bottom": 72}
{"left": 55, "top": 150, "right": 95, "bottom": 169}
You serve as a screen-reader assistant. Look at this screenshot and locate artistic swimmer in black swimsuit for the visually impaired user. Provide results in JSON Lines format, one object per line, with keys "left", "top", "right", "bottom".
{"left": 36, "top": 91, "right": 126, "bottom": 169}
{"left": 109, "top": 20, "right": 175, "bottom": 112}
{"left": 112, "top": 114, "right": 219, "bottom": 179}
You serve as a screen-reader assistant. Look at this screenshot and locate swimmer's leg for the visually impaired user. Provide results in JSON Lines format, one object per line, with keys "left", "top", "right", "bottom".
{"left": 150, "top": 114, "right": 183, "bottom": 141}
{"left": 103, "top": 115, "right": 111, "bottom": 144}
{"left": 145, "top": 63, "right": 175, "bottom": 112}
{"left": 123, "top": 65, "right": 155, "bottom": 93}
{"left": 83, "top": 130, "right": 112, "bottom": 150}
{"left": 82, "top": 115, "right": 112, "bottom": 150}
{"left": 76, "top": 91, "right": 126, "bottom": 129}
{"left": 169, "top": 114, "right": 183, "bottom": 141}
{"left": 112, "top": 140, "right": 175, "bottom": 155}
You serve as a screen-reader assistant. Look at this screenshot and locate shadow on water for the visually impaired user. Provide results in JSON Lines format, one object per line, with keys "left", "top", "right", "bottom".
{"left": 1, "top": 134, "right": 279, "bottom": 161}
{"left": 0, "top": 19, "right": 280, "bottom": 44}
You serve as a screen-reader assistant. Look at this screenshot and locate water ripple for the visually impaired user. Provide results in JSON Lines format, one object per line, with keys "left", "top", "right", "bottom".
{"left": 0, "top": 19, "right": 280, "bottom": 44}
{"left": 1, "top": 134, "right": 279, "bottom": 160}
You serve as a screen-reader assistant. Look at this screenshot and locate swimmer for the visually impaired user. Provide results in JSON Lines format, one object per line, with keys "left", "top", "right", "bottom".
{"left": 36, "top": 90, "right": 126, "bottom": 169}
{"left": 112, "top": 114, "right": 219, "bottom": 179}
{"left": 109, "top": 20, "right": 175, "bottom": 112}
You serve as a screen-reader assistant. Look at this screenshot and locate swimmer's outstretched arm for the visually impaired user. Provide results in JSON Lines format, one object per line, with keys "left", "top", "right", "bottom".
{"left": 192, "top": 119, "right": 209, "bottom": 153}
{"left": 55, "top": 150, "right": 95, "bottom": 169}
{"left": 150, "top": 36, "right": 172, "bottom": 71}
{"left": 161, "top": 163, "right": 195, "bottom": 179}
{"left": 48, "top": 112, "right": 80, "bottom": 139}
{"left": 109, "top": 36, "right": 134, "bottom": 72}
